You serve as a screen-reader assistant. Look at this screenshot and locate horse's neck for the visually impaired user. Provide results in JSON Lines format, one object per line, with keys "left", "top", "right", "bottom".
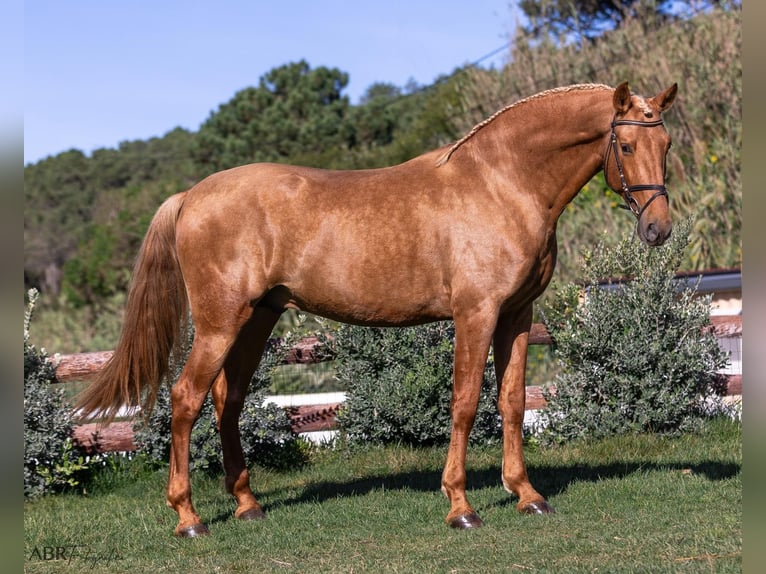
{"left": 474, "top": 92, "right": 613, "bottom": 218}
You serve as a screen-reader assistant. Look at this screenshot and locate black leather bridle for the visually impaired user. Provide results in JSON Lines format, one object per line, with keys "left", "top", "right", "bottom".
{"left": 604, "top": 116, "right": 669, "bottom": 220}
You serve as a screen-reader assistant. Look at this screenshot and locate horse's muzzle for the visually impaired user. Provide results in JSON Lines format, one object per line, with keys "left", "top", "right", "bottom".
{"left": 639, "top": 219, "right": 672, "bottom": 246}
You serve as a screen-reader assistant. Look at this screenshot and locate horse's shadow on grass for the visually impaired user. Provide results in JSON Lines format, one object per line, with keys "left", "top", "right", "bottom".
{"left": 207, "top": 457, "right": 739, "bottom": 525}
{"left": 252, "top": 458, "right": 740, "bottom": 516}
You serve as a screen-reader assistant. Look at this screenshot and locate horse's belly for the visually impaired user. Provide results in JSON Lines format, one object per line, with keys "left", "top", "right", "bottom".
{"left": 298, "top": 302, "right": 451, "bottom": 328}
{"left": 261, "top": 278, "right": 453, "bottom": 328}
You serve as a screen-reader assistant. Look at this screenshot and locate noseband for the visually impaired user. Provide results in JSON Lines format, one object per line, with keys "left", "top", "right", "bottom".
{"left": 604, "top": 116, "right": 668, "bottom": 220}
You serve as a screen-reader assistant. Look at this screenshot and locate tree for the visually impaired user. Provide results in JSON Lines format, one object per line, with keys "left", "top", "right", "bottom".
{"left": 194, "top": 60, "right": 353, "bottom": 172}
{"left": 24, "top": 150, "right": 94, "bottom": 296}
{"left": 518, "top": 0, "right": 733, "bottom": 42}
{"left": 348, "top": 82, "right": 402, "bottom": 150}
{"left": 24, "top": 127, "right": 197, "bottom": 299}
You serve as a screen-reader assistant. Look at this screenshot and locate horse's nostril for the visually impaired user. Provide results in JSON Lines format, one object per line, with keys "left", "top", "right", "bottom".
{"left": 646, "top": 223, "right": 659, "bottom": 243}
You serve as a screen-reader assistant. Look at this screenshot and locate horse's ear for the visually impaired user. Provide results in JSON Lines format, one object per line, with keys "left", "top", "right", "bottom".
{"left": 613, "top": 82, "right": 631, "bottom": 114}
{"left": 651, "top": 83, "right": 678, "bottom": 113}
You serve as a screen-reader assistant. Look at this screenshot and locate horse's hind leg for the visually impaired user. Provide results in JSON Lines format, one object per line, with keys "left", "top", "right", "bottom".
{"left": 210, "top": 306, "right": 281, "bottom": 523}
{"left": 167, "top": 329, "right": 236, "bottom": 537}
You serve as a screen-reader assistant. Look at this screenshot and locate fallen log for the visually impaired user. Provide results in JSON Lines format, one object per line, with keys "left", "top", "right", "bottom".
{"left": 72, "top": 421, "right": 135, "bottom": 454}
{"left": 52, "top": 336, "right": 332, "bottom": 384}
{"left": 285, "top": 403, "right": 343, "bottom": 433}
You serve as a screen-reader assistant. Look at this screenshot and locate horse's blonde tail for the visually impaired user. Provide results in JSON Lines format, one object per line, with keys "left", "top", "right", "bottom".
{"left": 75, "top": 191, "right": 189, "bottom": 424}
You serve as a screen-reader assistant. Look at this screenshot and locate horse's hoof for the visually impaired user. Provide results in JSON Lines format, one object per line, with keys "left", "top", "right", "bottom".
{"left": 519, "top": 500, "right": 555, "bottom": 515}
{"left": 237, "top": 507, "right": 266, "bottom": 521}
{"left": 448, "top": 512, "right": 484, "bottom": 529}
{"left": 176, "top": 523, "right": 211, "bottom": 538}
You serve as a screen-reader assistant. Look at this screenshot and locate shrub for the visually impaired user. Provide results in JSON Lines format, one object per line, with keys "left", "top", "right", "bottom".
{"left": 24, "top": 289, "right": 91, "bottom": 497}
{"left": 539, "top": 218, "right": 729, "bottom": 444}
{"left": 133, "top": 327, "right": 309, "bottom": 472}
{"left": 333, "top": 321, "right": 501, "bottom": 446}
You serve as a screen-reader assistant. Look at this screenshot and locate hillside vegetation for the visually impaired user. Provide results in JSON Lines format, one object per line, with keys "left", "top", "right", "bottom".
{"left": 24, "top": 6, "right": 740, "bottom": 353}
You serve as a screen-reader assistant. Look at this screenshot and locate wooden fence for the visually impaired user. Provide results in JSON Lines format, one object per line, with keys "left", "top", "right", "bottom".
{"left": 52, "top": 316, "right": 742, "bottom": 454}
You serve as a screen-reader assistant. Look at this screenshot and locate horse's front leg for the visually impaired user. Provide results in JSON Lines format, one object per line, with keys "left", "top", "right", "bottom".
{"left": 494, "top": 307, "right": 554, "bottom": 515}
{"left": 442, "top": 307, "right": 497, "bottom": 529}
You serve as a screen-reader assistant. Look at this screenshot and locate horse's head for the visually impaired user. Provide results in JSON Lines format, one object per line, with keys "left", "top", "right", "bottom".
{"left": 604, "top": 81, "right": 678, "bottom": 246}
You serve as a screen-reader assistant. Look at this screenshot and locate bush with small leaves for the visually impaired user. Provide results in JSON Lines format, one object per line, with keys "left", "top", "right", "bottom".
{"left": 334, "top": 321, "right": 501, "bottom": 446}
{"left": 539, "top": 218, "right": 730, "bottom": 444}
{"left": 24, "top": 289, "right": 92, "bottom": 497}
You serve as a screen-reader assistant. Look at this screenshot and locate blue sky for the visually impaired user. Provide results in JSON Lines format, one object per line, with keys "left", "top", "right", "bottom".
{"left": 24, "top": 1, "right": 520, "bottom": 165}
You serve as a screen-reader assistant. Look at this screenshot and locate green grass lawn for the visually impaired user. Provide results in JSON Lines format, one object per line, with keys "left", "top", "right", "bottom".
{"left": 24, "top": 417, "right": 741, "bottom": 573}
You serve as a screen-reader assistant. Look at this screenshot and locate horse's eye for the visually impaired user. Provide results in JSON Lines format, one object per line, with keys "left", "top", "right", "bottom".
{"left": 621, "top": 143, "right": 633, "bottom": 154}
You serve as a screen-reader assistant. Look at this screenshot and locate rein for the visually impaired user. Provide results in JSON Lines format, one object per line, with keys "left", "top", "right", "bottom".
{"left": 604, "top": 116, "right": 668, "bottom": 220}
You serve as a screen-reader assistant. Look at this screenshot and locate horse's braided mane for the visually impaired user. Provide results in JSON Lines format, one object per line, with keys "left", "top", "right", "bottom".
{"left": 436, "top": 83, "right": 613, "bottom": 167}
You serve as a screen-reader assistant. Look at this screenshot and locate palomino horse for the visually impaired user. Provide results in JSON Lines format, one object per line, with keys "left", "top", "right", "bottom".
{"left": 77, "top": 81, "right": 677, "bottom": 536}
